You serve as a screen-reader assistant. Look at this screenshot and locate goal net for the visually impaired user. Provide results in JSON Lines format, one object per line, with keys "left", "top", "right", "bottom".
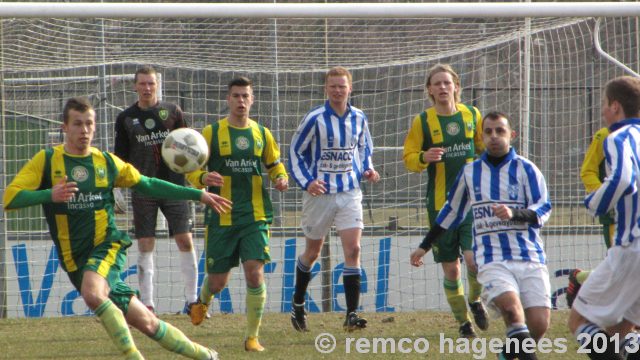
{"left": 1, "top": 4, "right": 638, "bottom": 318}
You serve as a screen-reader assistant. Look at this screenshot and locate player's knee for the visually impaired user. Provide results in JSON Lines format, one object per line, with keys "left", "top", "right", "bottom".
{"left": 501, "top": 303, "right": 524, "bottom": 325}
{"left": 567, "top": 308, "right": 585, "bottom": 334}
{"left": 81, "top": 289, "right": 107, "bottom": 310}
{"left": 344, "top": 244, "right": 361, "bottom": 262}
{"left": 208, "top": 278, "right": 227, "bottom": 294}
{"left": 174, "top": 233, "right": 193, "bottom": 251}
{"left": 303, "top": 249, "right": 322, "bottom": 264}
{"left": 528, "top": 317, "right": 550, "bottom": 340}
{"left": 442, "top": 263, "right": 461, "bottom": 280}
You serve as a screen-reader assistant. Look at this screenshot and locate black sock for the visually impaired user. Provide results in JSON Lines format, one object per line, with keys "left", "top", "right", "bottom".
{"left": 575, "top": 322, "right": 624, "bottom": 360}
{"left": 293, "top": 258, "right": 311, "bottom": 305}
{"left": 343, "top": 267, "right": 361, "bottom": 314}
{"left": 512, "top": 331, "right": 538, "bottom": 360}
{"left": 502, "top": 327, "right": 537, "bottom": 360}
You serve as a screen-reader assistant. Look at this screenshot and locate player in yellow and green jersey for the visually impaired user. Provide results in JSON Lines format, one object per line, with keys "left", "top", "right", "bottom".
{"left": 186, "top": 77, "right": 288, "bottom": 352}
{"left": 403, "top": 64, "right": 488, "bottom": 338}
{"left": 566, "top": 127, "right": 614, "bottom": 308}
{"left": 3, "top": 97, "right": 231, "bottom": 360}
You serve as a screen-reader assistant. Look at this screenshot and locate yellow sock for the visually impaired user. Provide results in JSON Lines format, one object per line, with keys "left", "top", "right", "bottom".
{"left": 245, "top": 283, "right": 266, "bottom": 338}
{"left": 95, "top": 299, "right": 143, "bottom": 359}
{"left": 444, "top": 279, "right": 470, "bottom": 324}
{"left": 467, "top": 270, "right": 482, "bottom": 303}
{"left": 199, "top": 275, "right": 213, "bottom": 305}
{"left": 152, "top": 320, "right": 211, "bottom": 360}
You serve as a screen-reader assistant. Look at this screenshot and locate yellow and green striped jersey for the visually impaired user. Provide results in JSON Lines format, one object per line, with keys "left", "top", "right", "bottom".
{"left": 187, "top": 118, "right": 287, "bottom": 226}
{"left": 4, "top": 145, "right": 141, "bottom": 273}
{"left": 403, "top": 104, "right": 484, "bottom": 213}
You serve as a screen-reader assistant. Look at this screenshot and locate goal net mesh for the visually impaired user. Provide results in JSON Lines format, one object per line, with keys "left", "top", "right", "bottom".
{"left": 1, "top": 10, "right": 637, "bottom": 317}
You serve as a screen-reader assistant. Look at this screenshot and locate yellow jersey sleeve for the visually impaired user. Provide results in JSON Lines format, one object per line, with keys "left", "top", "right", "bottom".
{"left": 3, "top": 150, "right": 47, "bottom": 209}
{"left": 262, "top": 126, "right": 288, "bottom": 181}
{"left": 403, "top": 113, "right": 428, "bottom": 173}
{"left": 110, "top": 152, "right": 142, "bottom": 188}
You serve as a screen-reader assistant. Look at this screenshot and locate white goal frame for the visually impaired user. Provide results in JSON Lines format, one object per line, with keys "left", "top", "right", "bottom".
{"left": 1, "top": 2, "right": 639, "bottom": 319}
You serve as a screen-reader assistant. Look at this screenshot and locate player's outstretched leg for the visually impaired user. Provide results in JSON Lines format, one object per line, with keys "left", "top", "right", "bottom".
{"left": 152, "top": 320, "right": 219, "bottom": 360}
{"left": 95, "top": 299, "right": 144, "bottom": 359}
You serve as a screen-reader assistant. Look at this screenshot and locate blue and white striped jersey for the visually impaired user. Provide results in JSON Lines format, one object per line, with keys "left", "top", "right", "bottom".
{"left": 289, "top": 101, "right": 374, "bottom": 194}
{"left": 585, "top": 118, "right": 640, "bottom": 247}
{"left": 436, "top": 148, "right": 551, "bottom": 267}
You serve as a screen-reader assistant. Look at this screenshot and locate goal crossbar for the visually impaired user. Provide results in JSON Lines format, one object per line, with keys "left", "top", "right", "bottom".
{"left": 2, "top": 2, "right": 640, "bottom": 19}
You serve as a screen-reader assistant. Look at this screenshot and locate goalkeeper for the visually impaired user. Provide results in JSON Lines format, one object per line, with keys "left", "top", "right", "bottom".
{"left": 403, "top": 63, "right": 488, "bottom": 338}
{"left": 3, "top": 97, "right": 231, "bottom": 360}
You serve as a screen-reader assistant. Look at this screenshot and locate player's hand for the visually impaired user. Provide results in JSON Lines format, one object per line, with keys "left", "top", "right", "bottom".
{"left": 423, "top": 147, "right": 446, "bottom": 163}
{"left": 200, "top": 191, "right": 232, "bottom": 214}
{"left": 274, "top": 177, "right": 289, "bottom": 192}
{"left": 492, "top": 204, "right": 513, "bottom": 220}
{"left": 410, "top": 247, "right": 429, "bottom": 267}
{"left": 307, "top": 179, "right": 326, "bottom": 197}
{"left": 364, "top": 169, "right": 380, "bottom": 183}
{"left": 204, "top": 171, "right": 224, "bottom": 187}
{"left": 51, "top": 176, "right": 78, "bottom": 203}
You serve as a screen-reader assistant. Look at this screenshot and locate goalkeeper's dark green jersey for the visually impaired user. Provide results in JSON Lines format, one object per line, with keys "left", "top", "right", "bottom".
{"left": 187, "top": 118, "right": 287, "bottom": 226}
{"left": 403, "top": 104, "right": 484, "bottom": 213}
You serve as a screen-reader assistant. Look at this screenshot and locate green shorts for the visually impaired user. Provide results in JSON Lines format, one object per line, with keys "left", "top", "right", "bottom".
{"left": 205, "top": 221, "right": 271, "bottom": 274}
{"left": 428, "top": 211, "right": 473, "bottom": 263}
{"left": 66, "top": 239, "right": 136, "bottom": 314}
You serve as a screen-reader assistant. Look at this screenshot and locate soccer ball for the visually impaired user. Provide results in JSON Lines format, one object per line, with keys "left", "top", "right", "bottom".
{"left": 161, "top": 128, "right": 209, "bottom": 174}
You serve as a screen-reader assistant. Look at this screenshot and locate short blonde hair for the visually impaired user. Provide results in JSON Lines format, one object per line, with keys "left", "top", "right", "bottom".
{"left": 425, "top": 64, "right": 461, "bottom": 104}
{"left": 325, "top": 66, "right": 352, "bottom": 85}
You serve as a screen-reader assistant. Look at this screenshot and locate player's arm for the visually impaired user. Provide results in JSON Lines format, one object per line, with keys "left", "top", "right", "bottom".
{"left": 111, "top": 152, "right": 231, "bottom": 214}
{"left": 473, "top": 107, "right": 485, "bottom": 155}
{"left": 175, "top": 105, "right": 188, "bottom": 129}
{"left": 580, "top": 128, "right": 607, "bottom": 193}
{"left": 403, "top": 114, "right": 429, "bottom": 173}
{"left": 410, "top": 166, "right": 470, "bottom": 266}
{"left": 262, "top": 127, "right": 288, "bottom": 191}
{"left": 288, "top": 114, "right": 317, "bottom": 190}
{"left": 585, "top": 135, "right": 635, "bottom": 216}
{"left": 358, "top": 115, "right": 380, "bottom": 182}
{"left": 4, "top": 150, "right": 51, "bottom": 210}
{"left": 517, "top": 160, "right": 552, "bottom": 228}
{"left": 113, "top": 114, "right": 130, "bottom": 162}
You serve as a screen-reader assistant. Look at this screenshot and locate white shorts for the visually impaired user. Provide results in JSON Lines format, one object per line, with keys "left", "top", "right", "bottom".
{"left": 478, "top": 260, "right": 551, "bottom": 310}
{"left": 573, "top": 244, "right": 640, "bottom": 328}
{"left": 300, "top": 188, "right": 363, "bottom": 240}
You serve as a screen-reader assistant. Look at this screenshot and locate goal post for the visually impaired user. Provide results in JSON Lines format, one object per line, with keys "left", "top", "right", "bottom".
{"left": 1, "top": 2, "right": 639, "bottom": 318}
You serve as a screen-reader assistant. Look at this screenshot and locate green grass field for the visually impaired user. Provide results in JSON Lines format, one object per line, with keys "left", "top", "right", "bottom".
{"left": 0, "top": 310, "right": 589, "bottom": 359}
